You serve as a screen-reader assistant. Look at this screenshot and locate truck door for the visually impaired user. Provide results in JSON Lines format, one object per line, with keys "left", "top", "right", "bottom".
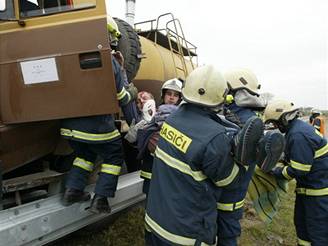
{"left": 0, "top": 0, "right": 119, "bottom": 124}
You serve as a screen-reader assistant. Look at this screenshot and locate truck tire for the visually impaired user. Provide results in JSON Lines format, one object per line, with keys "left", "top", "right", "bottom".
{"left": 113, "top": 18, "right": 142, "bottom": 82}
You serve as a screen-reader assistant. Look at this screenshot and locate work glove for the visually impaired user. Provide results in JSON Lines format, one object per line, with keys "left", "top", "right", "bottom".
{"left": 124, "top": 119, "right": 147, "bottom": 143}
{"left": 126, "top": 83, "right": 138, "bottom": 101}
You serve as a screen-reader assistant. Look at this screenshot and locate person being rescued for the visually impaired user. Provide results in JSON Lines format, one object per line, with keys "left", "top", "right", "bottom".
{"left": 124, "top": 78, "right": 183, "bottom": 197}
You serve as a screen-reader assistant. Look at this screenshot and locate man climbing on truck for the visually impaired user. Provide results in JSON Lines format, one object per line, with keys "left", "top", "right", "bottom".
{"left": 60, "top": 16, "right": 138, "bottom": 213}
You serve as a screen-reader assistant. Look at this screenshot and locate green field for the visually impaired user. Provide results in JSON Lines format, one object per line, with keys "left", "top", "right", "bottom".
{"left": 55, "top": 181, "right": 297, "bottom": 246}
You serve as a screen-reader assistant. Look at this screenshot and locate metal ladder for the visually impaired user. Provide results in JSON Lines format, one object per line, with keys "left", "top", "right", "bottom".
{"left": 154, "top": 13, "right": 197, "bottom": 78}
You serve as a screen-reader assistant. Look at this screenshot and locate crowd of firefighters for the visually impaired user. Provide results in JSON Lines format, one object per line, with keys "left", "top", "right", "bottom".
{"left": 58, "top": 16, "right": 328, "bottom": 246}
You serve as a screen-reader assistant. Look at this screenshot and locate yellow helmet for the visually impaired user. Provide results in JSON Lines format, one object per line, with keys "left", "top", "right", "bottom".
{"left": 224, "top": 68, "right": 261, "bottom": 96}
{"left": 182, "top": 65, "right": 228, "bottom": 107}
{"left": 263, "top": 99, "right": 298, "bottom": 123}
{"left": 107, "top": 15, "right": 121, "bottom": 45}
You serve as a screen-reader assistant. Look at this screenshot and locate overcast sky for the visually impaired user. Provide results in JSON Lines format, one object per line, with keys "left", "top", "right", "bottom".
{"left": 106, "top": 0, "right": 327, "bottom": 110}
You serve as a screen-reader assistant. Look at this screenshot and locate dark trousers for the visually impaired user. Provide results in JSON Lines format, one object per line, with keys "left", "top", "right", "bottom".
{"left": 66, "top": 139, "right": 124, "bottom": 197}
{"left": 216, "top": 167, "right": 254, "bottom": 245}
{"left": 143, "top": 178, "right": 150, "bottom": 196}
{"left": 294, "top": 194, "right": 328, "bottom": 245}
{"left": 122, "top": 138, "right": 141, "bottom": 173}
{"left": 145, "top": 231, "right": 173, "bottom": 246}
{"left": 217, "top": 209, "right": 243, "bottom": 246}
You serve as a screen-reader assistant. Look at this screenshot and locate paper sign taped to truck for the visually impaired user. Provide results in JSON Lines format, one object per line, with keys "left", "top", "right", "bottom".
{"left": 20, "top": 57, "right": 59, "bottom": 85}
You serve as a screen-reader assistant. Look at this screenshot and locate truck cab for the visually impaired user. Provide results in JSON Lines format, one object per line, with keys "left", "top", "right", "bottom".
{"left": 0, "top": 0, "right": 120, "bottom": 174}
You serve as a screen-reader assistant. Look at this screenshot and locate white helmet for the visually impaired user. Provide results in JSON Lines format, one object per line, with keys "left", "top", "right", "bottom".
{"left": 264, "top": 99, "right": 299, "bottom": 123}
{"left": 161, "top": 78, "right": 183, "bottom": 97}
{"left": 107, "top": 15, "right": 121, "bottom": 46}
{"left": 182, "top": 65, "right": 228, "bottom": 107}
{"left": 224, "top": 68, "right": 261, "bottom": 96}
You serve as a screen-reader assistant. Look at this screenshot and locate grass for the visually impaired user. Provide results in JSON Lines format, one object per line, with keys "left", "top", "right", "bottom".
{"left": 55, "top": 206, "right": 145, "bottom": 246}
{"left": 54, "top": 182, "right": 297, "bottom": 246}
{"left": 239, "top": 181, "right": 297, "bottom": 245}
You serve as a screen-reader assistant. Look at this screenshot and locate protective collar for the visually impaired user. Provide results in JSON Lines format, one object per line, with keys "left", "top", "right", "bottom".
{"left": 234, "top": 89, "right": 267, "bottom": 108}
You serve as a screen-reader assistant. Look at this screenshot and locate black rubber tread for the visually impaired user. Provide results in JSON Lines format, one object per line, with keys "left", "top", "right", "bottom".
{"left": 261, "top": 132, "right": 285, "bottom": 172}
{"left": 237, "top": 117, "right": 264, "bottom": 166}
{"left": 113, "top": 18, "right": 142, "bottom": 82}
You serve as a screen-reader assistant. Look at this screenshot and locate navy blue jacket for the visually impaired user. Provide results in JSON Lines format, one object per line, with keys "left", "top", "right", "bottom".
{"left": 145, "top": 104, "right": 246, "bottom": 245}
{"left": 226, "top": 102, "right": 257, "bottom": 127}
{"left": 217, "top": 104, "right": 257, "bottom": 207}
{"left": 274, "top": 119, "right": 328, "bottom": 191}
{"left": 60, "top": 57, "right": 135, "bottom": 143}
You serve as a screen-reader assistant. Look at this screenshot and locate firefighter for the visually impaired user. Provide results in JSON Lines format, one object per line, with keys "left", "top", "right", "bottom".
{"left": 216, "top": 68, "right": 285, "bottom": 246}
{"left": 145, "top": 65, "right": 264, "bottom": 245}
{"left": 137, "top": 78, "right": 183, "bottom": 197}
{"left": 160, "top": 78, "right": 183, "bottom": 105}
{"left": 60, "top": 16, "right": 138, "bottom": 213}
{"left": 264, "top": 99, "right": 328, "bottom": 245}
{"left": 309, "top": 109, "right": 325, "bottom": 135}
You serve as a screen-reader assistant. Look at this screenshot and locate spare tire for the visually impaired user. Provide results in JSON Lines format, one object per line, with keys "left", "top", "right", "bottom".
{"left": 113, "top": 18, "right": 142, "bottom": 82}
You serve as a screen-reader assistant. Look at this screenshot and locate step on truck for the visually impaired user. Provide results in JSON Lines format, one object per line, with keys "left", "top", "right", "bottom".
{"left": 0, "top": 0, "right": 197, "bottom": 245}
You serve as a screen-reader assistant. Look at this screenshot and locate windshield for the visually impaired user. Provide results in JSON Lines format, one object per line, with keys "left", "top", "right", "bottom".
{"left": 0, "top": 0, "right": 15, "bottom": 20}
{"left": 19, "top": 0, "right": 96, "bottom": 18}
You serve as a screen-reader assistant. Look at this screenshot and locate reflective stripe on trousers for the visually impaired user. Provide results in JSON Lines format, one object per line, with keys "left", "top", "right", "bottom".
{"left": 217, "top": 199, "right": 245, "bottom": 211}
{"left": 296, "top": 187, "right": 328, "bottom": 196}
{"left": 73, "top": 157, "right": 94, "bottom": 172}
{"left": 100, "top": 164, "right": 121, "bottom": 175}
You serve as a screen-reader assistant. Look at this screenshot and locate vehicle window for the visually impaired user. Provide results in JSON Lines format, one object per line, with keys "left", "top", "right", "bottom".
{"left": 19, "top": 0, "right": 96, "bottom": 18}
{"left": 0, "top": 0, "right": 6, "bottom": 11}
{"left": 0, "top": 0, "right": 15, "bottom": 20}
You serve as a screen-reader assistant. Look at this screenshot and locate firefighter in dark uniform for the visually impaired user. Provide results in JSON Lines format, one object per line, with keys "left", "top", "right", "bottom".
{"left": 139, "top": 78, "right": 183, "bottom": 197}
{"left": 60, "top": 16, "right": 138, "bottom": 213}
{"left": 265, "top": 99, "right": 328, "bottom": 245}
{"left": 216, "top": 68, "right": 285, "bottom": 246}
{"left": 144, "top": 65, "right": 264, "bottom": 245}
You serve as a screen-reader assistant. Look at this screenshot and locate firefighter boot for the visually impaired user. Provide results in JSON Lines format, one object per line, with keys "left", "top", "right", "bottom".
{"left": 62, "top": 188, "right": 91, "bottom": 206}
{"left": 89, "top": 194, "right": 111, "bottom": 214}
{"left": 256, "top": 131, "right": 285, "bottom": 172}
{"left": 233, "top": 116, "right": 264, "bottom": 166}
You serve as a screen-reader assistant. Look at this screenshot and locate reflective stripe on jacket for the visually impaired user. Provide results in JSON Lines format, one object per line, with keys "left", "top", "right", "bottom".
{"left": 146, "top": 104, "right": 245, "bottom": 245}
{"left": 279, "top": 119, "right": 328, "bottom": 193}
{"left": 60, "top": 57, "right": 135, "bottom": 144}
{"left": 218, "top": 105, "right": 258, "bottom": 207}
